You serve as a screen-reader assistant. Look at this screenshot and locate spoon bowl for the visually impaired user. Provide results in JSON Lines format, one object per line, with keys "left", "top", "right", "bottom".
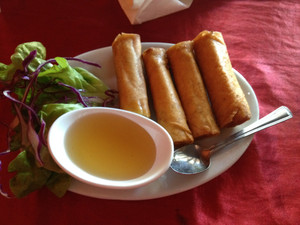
{"left": 171, "top": 106, "right": 293, "bottom": 174}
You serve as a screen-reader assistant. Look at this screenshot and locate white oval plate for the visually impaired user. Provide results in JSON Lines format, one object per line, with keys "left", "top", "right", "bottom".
{"left": 68, "top": 43, "right": 259, "bottom": 200}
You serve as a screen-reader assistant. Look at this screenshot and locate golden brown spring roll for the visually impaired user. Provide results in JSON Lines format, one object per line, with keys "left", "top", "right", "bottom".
{"left": 166, "top": 41, "right": 220, "bottom": 139}
{"left": 143, "top": 48, "right": 194, "bottom": 147}
{"left": 193, "top": 31, "right": 251, "bottom": 128}
{"left": 112, "top": 33, "right": 150, "bottom": 117}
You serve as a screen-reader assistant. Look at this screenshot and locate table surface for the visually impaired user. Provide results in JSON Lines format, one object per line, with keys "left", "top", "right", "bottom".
{"left": 0, "top": 1, "right": 299, "bottom": 224}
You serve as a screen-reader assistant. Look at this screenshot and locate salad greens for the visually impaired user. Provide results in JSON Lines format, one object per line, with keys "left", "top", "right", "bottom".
{"left": 0, "top": 42, "right": 115, "bottom": 198}
{"left": 0, "top": 42, "right": 51, "bottom": 81}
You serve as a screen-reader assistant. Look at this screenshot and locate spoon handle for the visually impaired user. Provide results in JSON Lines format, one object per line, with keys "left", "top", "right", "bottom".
{"left": 212, "top": 106, "right": 293, "bottom": 153}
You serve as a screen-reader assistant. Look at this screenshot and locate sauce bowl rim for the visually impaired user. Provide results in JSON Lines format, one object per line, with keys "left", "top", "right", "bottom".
{"left": 47, "top": 107, "right": 174, "bottom": 189}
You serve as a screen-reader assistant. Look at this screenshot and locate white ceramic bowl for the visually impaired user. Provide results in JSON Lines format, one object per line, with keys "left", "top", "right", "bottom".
{"left": 48, "top": 107, "right": 174, "bottom": 189}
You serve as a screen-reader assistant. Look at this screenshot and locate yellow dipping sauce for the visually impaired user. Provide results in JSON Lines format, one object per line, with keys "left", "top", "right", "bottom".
{"left": 64, "top": 113, "right": 156, "bottom": 180}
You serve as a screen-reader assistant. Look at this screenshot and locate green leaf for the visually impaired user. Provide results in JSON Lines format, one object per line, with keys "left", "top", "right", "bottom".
{"left": 0, "top": 41, "right": 50, "bottom": 81}
{"left": 74, "top": 67, "right": 108, "bottom": 99}
{"left": 11, "top": 41, "right": 48, "bottom": 73}
{"left": 0, "top": 63, "right": 15, "bottom": 81}
{"left": 8, "top": 150, "right": 72, "bottom": 198}
{"left": 8, "top": 150, "right": 32, "bottom": 172}
{"left": 38, "top": 57, "right": 108, "bottom": 99}
{"left": 46, "top": 173, "right": 72, "bottom": 198}
{"left": 8, "top": 151, "right": 52, "bottom": 198}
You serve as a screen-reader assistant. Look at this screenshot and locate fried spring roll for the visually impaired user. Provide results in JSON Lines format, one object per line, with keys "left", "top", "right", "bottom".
{"left": 193, "top": 31, "right": 251, "bottom": 128}
{"left": 143, "top": 48, "right": 194, "bottom": 147}
{"left": 112, "top": 33, "right": 150, "bottom": 117}
{"left": 166, "top": 41, "right": 220, "bottom": 139}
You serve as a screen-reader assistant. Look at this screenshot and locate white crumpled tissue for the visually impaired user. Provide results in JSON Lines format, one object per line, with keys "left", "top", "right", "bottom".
{"left": 118, "top": 0, "right": 193, "bottom": 25}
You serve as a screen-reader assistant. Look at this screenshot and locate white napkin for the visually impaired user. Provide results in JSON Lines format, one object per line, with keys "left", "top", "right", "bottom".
{"left": 118, "top": 0, "right": 193, "bottom": 24}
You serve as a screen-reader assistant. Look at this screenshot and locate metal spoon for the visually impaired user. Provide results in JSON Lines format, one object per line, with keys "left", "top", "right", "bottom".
{"left": 170, "top": 106, "right": 293, "bottom": 174}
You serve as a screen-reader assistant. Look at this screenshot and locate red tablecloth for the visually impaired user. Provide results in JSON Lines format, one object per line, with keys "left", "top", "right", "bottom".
{"left": 0, "top": 1, "right": 299, "bottom": 224}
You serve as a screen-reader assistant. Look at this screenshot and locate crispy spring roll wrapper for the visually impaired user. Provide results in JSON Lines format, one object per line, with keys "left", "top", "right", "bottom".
{"left": 166, "top": 41, "right": 220, "bottom": 139}
{"left": 193, "top": 31, "right": 251, "bottom": 128}
{"left": 112, "top": 33, "right": 150, "bottom": 117}
{"left": 143, "top": 48, "right": 194, "bottom": 147}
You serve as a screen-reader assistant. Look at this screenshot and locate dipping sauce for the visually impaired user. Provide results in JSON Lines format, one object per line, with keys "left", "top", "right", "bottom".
{"left": 64, "top": 113, "right": 156, "bottom": 180}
